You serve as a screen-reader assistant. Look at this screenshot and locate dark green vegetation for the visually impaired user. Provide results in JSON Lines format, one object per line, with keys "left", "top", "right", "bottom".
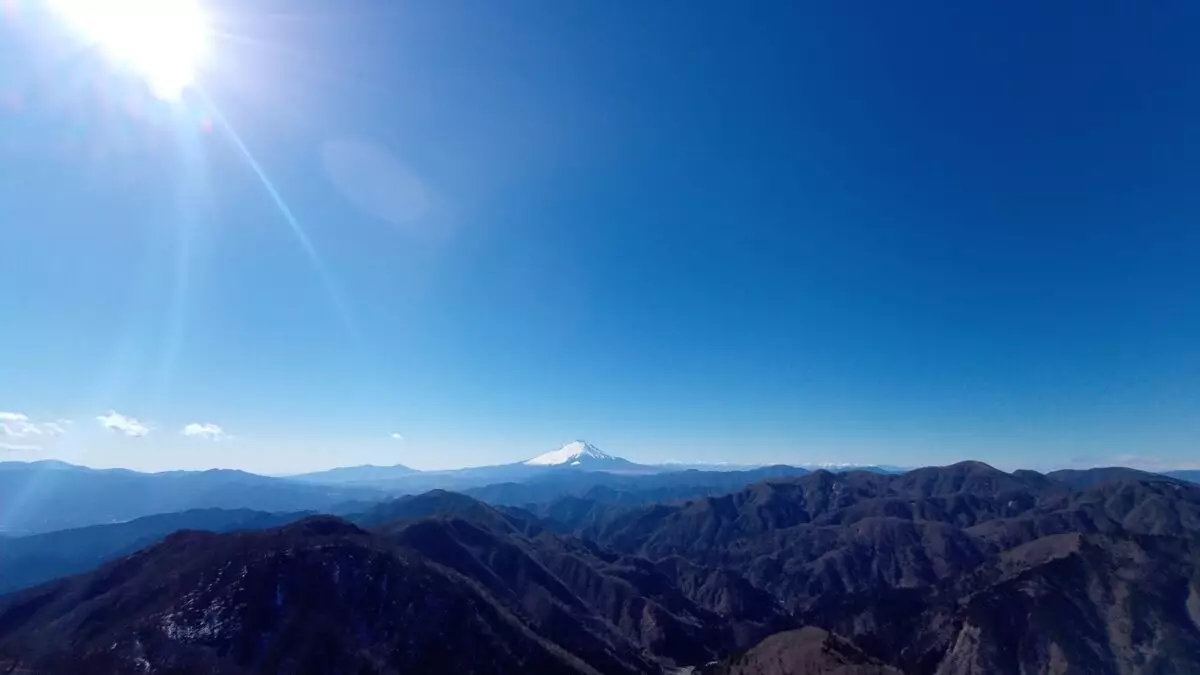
{"left": 1, "top": 463, "right": 1199, "bottom": 673}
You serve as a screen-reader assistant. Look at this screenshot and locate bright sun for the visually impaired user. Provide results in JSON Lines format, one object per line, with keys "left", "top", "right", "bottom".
{"left": 50, "top": 0, "right": 207, "bottom": 100}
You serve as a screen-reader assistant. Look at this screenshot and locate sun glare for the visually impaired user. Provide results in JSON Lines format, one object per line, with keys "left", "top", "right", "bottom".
{"left": 50, "top": 0, "right": 207, "bottom": 100}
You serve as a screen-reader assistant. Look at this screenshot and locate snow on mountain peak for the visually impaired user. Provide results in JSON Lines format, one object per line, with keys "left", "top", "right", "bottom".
{"left": 523, "top": 441, "right": 615, "bottom": 466}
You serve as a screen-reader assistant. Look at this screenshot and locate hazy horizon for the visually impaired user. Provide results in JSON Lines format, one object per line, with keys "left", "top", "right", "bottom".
{"left": 2, "top": 435, "right": 1195, "bottom": 476}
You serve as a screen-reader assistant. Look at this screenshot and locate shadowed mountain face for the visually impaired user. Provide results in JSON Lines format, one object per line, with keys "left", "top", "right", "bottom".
{"left": 2, "top": 462, "right": 1200, "bottom": 674}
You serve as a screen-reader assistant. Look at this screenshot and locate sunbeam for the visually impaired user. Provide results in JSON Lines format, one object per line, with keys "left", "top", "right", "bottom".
{"left": 197, "top": 93, "right": 360, "bottom": 341}
{"left": 156, "top": 108, "right": 209, "bottom": 402}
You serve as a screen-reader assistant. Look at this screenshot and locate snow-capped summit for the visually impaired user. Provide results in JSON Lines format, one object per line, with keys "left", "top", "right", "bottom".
{"left": 524, "top": 441, "right": 617, "bottom": 467}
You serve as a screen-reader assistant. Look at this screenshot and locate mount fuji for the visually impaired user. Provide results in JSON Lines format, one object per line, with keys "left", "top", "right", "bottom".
{"left": 523, "top": 441, "right": 641, "bottom": 469}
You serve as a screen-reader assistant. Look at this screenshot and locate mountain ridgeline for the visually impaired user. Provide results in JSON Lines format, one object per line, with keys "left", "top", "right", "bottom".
{"left": 0, "top": 457, "right": 1198, "bottom": 673}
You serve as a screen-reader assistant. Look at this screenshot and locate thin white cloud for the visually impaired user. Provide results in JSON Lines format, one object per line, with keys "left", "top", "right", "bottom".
{"left": 0, "top": 412, "right": 32, "bottom": 437}
{"left": 97, "top": 411, "right": 150, "bottom": 437}
{"left": 1108, "top": 454, "right": 1187, "bottom": 472}
{"left": 0, "top": 442, "right": 41, "bottom": 452}
{"left": 182, "top": 422, "right": 228, "bottom": 441}
{"left": 41, "top": 422, "right": 66, "bottom": 436}
{"left": 1, "top": 412, "right": 68, "bottom": 437}
{"left": 390, "top": 432, "right": 405, "bottom": 441}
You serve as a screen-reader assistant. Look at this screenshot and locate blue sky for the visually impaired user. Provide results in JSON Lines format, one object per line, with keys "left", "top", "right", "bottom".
{"left": 2, "top": 0, "right": 1199, "bottom": 473}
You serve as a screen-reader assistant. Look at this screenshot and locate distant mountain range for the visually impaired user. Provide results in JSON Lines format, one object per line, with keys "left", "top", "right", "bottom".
{"left": 0, "top": 465, "right": 814, "bottom": 598}
{"left": 0, "top": 442, "right": 817, "bottom": 534}
{"left": 0, "top": 460, "right": 379, "bottom": 535}
{"left": 2, "top": 461, "right": 1200, "bottom": 673}
{"left": 3, "top": 444, "right": 1197, "bottom": 536}
{"left": 287, "top": 441, "right": 674, "bottom": 490}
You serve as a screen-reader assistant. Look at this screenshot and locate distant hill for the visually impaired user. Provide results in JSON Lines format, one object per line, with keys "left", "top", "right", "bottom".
{"left": 1165, "top": 469, "right": 1200, "bottom": 484}
{"left": 288, "top": 463, "right": 419, "bottom": 485}
{"left": 0, "top": 461, "right": 383, "bottom": 534}
{"left": 1045, "top": 466, "right": 1180, "bottom": 489}
{"left": 0, "top": 508, "right": 309, "bottom": 595}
